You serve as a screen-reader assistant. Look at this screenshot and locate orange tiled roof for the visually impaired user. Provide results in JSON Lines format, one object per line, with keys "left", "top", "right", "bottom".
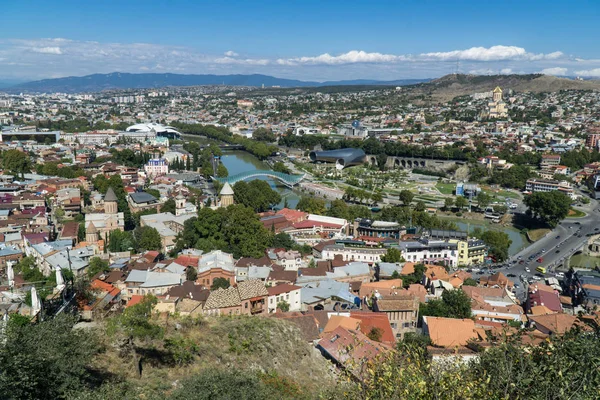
{"left": 425, "top": 316, "right": 477, "bottom": 347}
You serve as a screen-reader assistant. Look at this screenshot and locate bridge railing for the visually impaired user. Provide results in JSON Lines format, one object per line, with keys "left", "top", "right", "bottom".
{"left": 213, "top": 170, "right": 306, "bottom": 186}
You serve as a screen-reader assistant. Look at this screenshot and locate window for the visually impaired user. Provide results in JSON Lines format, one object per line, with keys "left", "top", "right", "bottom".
{"left": 245, "top": 302, "right": 248, "bottom": 309}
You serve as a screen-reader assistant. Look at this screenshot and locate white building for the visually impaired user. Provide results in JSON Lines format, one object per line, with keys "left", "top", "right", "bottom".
{"left": 525, "top": 178, "right": 575, "bottom": 199}
{"left": 144, "top": 159, "right": 169, "bottom": 178}
{"left": 266, "top": 284, "right": 302, "bottom": 313}
{"left": 397, "top": 239, "right": 459, "bottom": 268}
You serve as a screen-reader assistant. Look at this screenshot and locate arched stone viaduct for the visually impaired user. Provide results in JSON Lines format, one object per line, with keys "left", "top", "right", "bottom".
{"left": 365, "top": 155, "right": 465, "bottom": 170}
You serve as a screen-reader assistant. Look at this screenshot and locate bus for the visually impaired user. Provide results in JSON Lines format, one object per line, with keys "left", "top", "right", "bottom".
{"left": 536, "top": 266, "right": 547, "bottom": 274}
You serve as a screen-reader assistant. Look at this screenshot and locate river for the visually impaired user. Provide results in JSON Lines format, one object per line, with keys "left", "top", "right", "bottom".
{"left": 454, "top": 221, "right": 527, "bottom": 257}
{"left": 219, "top": 150, "right": 301, "bottom": 209}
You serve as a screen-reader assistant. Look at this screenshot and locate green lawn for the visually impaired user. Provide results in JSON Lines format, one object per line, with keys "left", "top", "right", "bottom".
{"left": 527, "top": 228, "right": 551, "bottom": 242}
{"left": 482, "top": 188, "right": 521, "bottom": 200}
{"left": 435, "top": 182, "right": 455, "bottom": 195}
{"left": 567, "top": 208, "right": 586, "bottom": 218}
{"left": 569, "top": 253, "right": 600, "bottom": 269}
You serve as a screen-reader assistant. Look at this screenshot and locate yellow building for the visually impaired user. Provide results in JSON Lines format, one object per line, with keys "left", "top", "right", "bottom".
{"left": 452, "top": 239, "right": 487, "bottom": 266}
{"left": 487, "top": 86, "right": 508, "bottom": 119}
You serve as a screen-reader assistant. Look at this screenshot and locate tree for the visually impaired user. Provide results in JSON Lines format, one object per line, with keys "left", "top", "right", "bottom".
{"left": 272, "top": 232, "right": 295, "bottom": 250}
{"left": 367, "top": 326, "right": 384, "bottom": 342}
{"left": 414, "top": 200, "right": 426, "bottom": 212}
{"left": 211, "top": 277, "right": 230, "bottom": 290}
{"left": 277, "top": 300, "right": 290, "bottom": 312}
{"left": 186, "top": 266, "right": 197, "bottom": 282}
{"left": 398, "top": 190, "right": 414, "bottom": 207}
{"left": 161, "top": 198, "right": 176, "bottom": 214}
{"left": 463, "top": 278, "right": 478, "bottom": 286}
{"left": 401, "top": 263, "right": 426, "bottom": 288}
{"left": 233, "top": 180, "right": 281, "bottom": 212}
{"left": 455, "top": 195, "right": 468, "bottom": 210}
{"left": 2, "top": 149, "right": 31, "bottom": 178}
{"left": 444, "top": 197, "right": 454, "bottom": 211}
{"left": 380, "top": 247, "right": 404, "bottom": 263}
{"left": 480, "top": 230, "right": 512, "bottom": 262}
{"left": 296, "top": 196, "right": 326, "bottom": 215}
{"left": 87, "top": 256, "right": 109, "bottom": 278}
{"left": 476, "top": 192, "right": 491, "bottom": 209}
{"left": 420, "top": 289, "right": 472, "bottom": 319}
{"left": 252, "top": 127, "right": 276, "bottom": 142}
{"left": 78, "top": 222, "right": 86, "bottom": 242}
{"left": 524, "top": 191, "right": 572, "bottom": 227}
{"left": 272, "top": 161, "right": 290, "bottom": 174}
{"left": 0, "top": 315, "right": 98, "bottom": 400}
{"left": 108, "top": 229, "right": 136, "bottom": 253}
{"left": 135, "top": 226, "right": 162, "bottom": 251}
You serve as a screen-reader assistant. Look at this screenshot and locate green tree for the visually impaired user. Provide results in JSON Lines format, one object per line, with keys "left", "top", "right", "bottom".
{"left": 296, "top": 196, "right": 326, "bottom": 215}
{"left": 480, "top": 230, "right": 512, "bottom": 262}
{"left": 2, "top": 149, "right": 31, "bottom": 178}
{"left": 186, "top": 266, "right": 197, "bottom": 282}
{"left": 414, "top": 200, "right": 426, "bottom": 212}
{"left": 87, "top": 256, "right": 109, "bottom": 278}
{"left": 134, "top": 226, "right": 162, "bottom": 251}
{"left": 367, "top": 326, "right": 384, "bottom": 342}
{"left": 524, "top": 190, "right": 572, "bottom": 227}
{"left": 252, "top": 127, "right": 276, "bottom": 142}
{"left": 161, "top": 198, "right": 176, "bottom": 214}
{"left": 272, "top": 232, "right": 295, "bottom": 250}
{"left": 398, "top": 190, "right": 414, "bottom": 206}
{"left": 233, "top": 180, "right": 281, "bottom": 212}
{"left": 455, "top": 195, "right": 468, "bottom": 210}
{"left": 380, "top": 247, "right": 404, "bottom": 263}
{"left": 463, "top": 278, "right": 478, "bottom": 286}
{"left": 476, "top": 192, "right": 492, "bottom": 209}
{"left": 277, "top": 300, "right": 290, "bottom": 312}
{"left": 420, "top": 289, "right": 472, "bottom": 319}
{"left": 0, "top": 315, "right": 98, "bottom": 400}
{"left": 272, "top": 161, "right": 290, "bottom": 174}
{"left": 211, "top": 277, "right": 231, "bottom": 290}
{"left": 444, "top": 197, "right": 454, "bottom": 211}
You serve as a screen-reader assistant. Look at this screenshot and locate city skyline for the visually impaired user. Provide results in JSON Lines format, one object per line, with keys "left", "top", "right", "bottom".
{"left": 2, "top": 0, "right": 600, "bottom": 82}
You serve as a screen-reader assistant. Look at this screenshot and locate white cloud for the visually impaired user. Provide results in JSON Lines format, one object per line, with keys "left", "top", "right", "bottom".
{"left": 421, "top": 46, "right": 563, "bottom": 62}
{"left": 278, "top": 50, "right": 407, "bottom": 66}
{"left": 541, "top": 67, "right": 568, "bottom": 76}
{"left": 31, "top": 46, "right": 62, "bottom": 55}
{"left": 0, "top": 38, "right": 587, "bottom": 82}
{"left": 574, "top": 68, "right": 600, "bottom": 77}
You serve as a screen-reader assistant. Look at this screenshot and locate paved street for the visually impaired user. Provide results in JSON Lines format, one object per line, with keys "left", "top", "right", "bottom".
{"left": 475, "top": 200, "right": 600, "bottom": 300}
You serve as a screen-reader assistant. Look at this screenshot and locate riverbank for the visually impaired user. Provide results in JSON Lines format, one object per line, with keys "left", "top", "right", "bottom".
{"left": 438, "top": 215, "right": 528, "bottom": 256}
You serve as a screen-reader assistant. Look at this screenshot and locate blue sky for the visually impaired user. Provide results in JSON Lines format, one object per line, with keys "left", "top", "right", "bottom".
{"left": 2, "top": 0, "right": 600, "bottom": 81}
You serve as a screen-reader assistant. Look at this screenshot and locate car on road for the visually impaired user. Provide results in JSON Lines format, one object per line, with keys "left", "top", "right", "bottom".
{"left": 595, "top": 228, "right": 599, "bottom": 231}
{"left": 536, "top": 257, "right": 544, "bottom": 263}
{"left": 519, "top": 260, "right": 525, "bottom": 264}
{"left": 507, "top": 273, "right": 516, "bottom": 277}
{"left": 555, "top": 250, "right": 560, "bottom": 253}
{"left": 525, "top": 267, "right": 531, "bottom": 272}
{"left": 555, "top": 236, "right": 561, "bottom": 239}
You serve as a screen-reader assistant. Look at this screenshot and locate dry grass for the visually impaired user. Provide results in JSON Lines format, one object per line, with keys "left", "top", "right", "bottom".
{"left": 91, "top": 314, "right": 336, "bottom": 395}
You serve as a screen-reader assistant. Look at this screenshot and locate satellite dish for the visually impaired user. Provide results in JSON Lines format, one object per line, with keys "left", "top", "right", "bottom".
{"left": 352, "top": 120, "right": 360, "bottom": 128}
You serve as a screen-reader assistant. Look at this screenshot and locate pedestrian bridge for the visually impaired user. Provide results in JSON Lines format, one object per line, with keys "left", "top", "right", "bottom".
{"left": 212, "top": 170, "right": 306, "bottom": 187}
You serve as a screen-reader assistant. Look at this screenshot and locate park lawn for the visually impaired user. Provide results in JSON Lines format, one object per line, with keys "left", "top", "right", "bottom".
{"left": 482, "top": 187, "right": 521, "bottom": 200}
{"left": 527, "top": 228, "right": 551, "bottom": 242}
{"left": 569, "top": 253, "right": 600, "bottom": 269}
{"left": 567, "top": 208, "right": 586, "bottom": 218}
{"left": 435, "top": 182, "right": 455, "bottom": 195}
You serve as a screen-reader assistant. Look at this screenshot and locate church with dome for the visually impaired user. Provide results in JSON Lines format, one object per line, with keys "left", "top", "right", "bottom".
{"left": 85, "top": 187, "right": 125, "bottom": 242}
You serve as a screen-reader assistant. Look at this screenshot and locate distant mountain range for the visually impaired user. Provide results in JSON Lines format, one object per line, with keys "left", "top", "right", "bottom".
{"left": 2, "top": 72, "right": 430, "bottom": 94}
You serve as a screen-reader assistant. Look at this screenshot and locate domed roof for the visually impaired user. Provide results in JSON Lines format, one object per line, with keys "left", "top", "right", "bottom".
{"left": 220, "top": 182, "right": 234, "bottom": 196}
{"left": 176, "top": 193, "right": 185, "bottom": 200}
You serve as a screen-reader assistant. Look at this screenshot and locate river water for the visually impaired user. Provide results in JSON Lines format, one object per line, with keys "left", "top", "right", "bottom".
{"left": 455, "top": 221, "right": 527, "bottom": 257}
{"left": 219, "top": 150, "right": 301, "bottom": 209}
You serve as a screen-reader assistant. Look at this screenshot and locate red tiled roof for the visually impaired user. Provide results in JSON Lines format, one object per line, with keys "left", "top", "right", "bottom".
{"left": 126, "top": 295, "right": 144, "bottom": 308}
{"left": 350, "top": 311, "right": 396, "bottom": 346}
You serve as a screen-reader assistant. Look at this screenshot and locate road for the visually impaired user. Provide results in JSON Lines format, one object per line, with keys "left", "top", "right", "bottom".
{"left": 476, "top": 199, "right": 600, "bottom": 300}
